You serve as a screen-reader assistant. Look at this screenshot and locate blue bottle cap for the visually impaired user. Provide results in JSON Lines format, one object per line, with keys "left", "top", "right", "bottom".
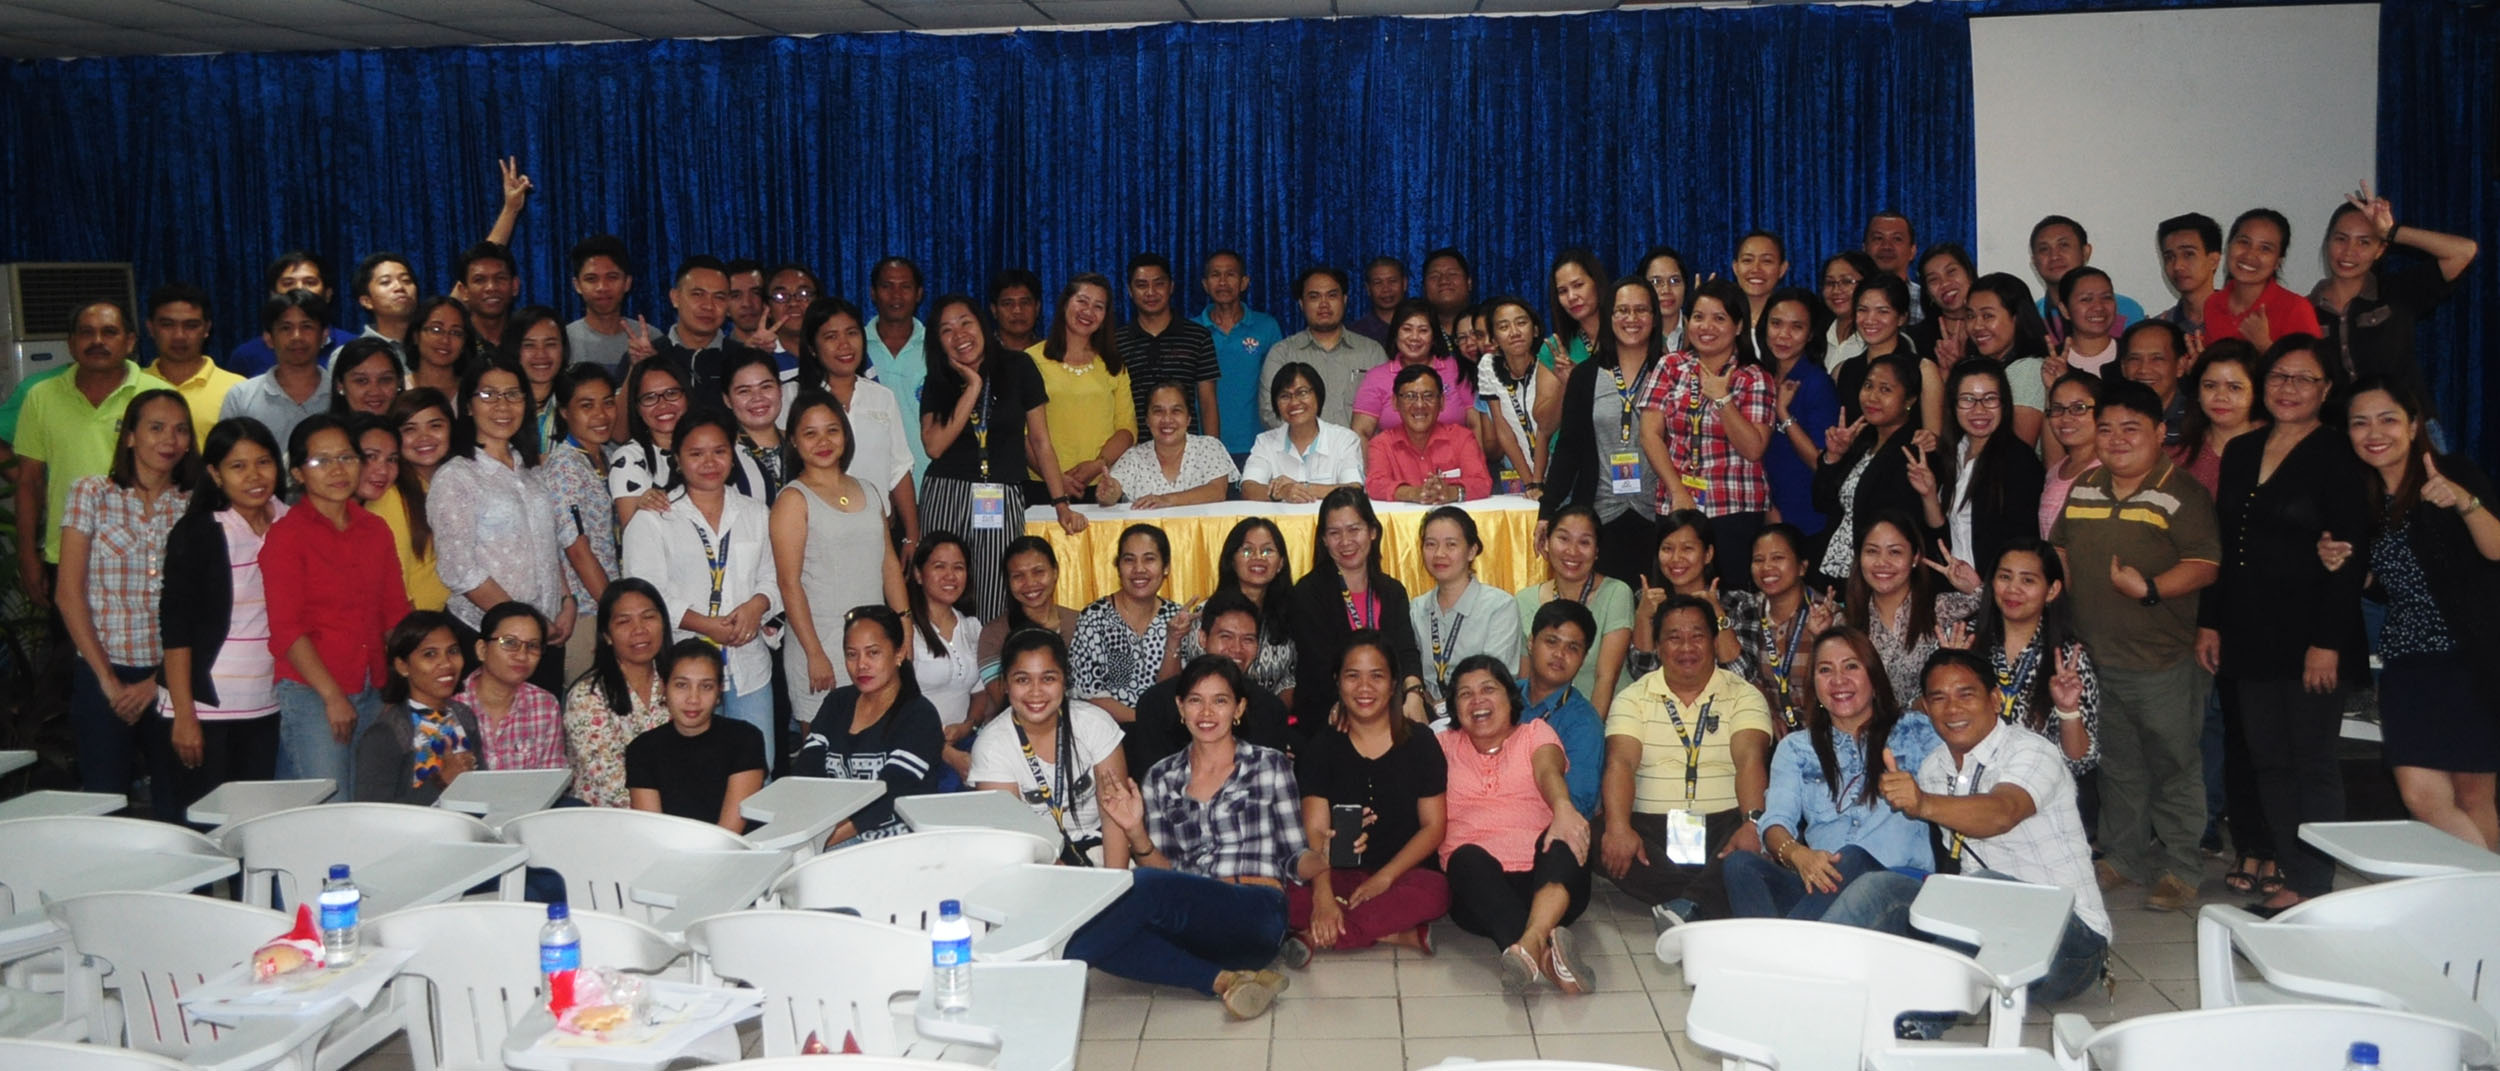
{"left": 940, "top": 899, "right": 962, "bottom": 917}
{"left": 328, "top": 864, "right": 350, "bottom": 880}
{"left": 547, "top": 901, "right": 570, "bottom": 920}
{"left": 2349, "top": 1042, "right": 2379, "bottom": 1065}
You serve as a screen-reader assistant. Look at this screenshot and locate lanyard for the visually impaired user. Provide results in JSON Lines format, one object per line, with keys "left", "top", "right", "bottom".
{"left": 1998, "top": 643, "right": 2042, "bottom": 725}
{"left": 1339, "top": 578, "right": 1379, "bottom": 631}
{"left": 1662, "top": 694, "right": 1716, "bottom": 802}
{"left": 1557, "top": 574, "right": 1596, "bottom": 606}
{"left": 1761, "top": 605, "right": 1810, "bottom": 731}
{"left": 1946, "top": 760, "right": 1988, "bottom": 860}
{"left": 1606, "top": 361, "right": 1637, "bottom": 444}
{"left": 1683, "top": 364, "right": 1710, "bottom": 440}
{"left": 969, "top": 381, "right": 995, "bottom": 480}
{"left": 692, "top": 517, "right": 730, "bottom": 618}
{"left": 1013, "top": 714, "right": 1076, "bottom": 831}
{"left": 1429, "top": 605, "right": 1468, "bottom": 690}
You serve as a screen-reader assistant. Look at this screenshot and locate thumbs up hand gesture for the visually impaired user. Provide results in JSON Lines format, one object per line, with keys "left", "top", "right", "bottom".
{"left": 1877, "top": 748, "right": 1923, "bottom": 817}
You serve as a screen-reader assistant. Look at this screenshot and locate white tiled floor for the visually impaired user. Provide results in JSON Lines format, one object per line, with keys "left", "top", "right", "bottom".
{"left": 343, "top": 855, "right": 2266, "bottom": 1071}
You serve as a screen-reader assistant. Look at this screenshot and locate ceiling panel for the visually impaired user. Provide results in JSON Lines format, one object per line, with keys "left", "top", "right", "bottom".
{"left": 322, "top": 20, "right": 502, "bottom": 47}
{"left": 1187, "top": 0, "right": 1338, "bottom": 18}
{"left": 457, "top": 14, "right": 632, "bottom": 42}
{"left": 745, "top": 7, "right": 914, "bottom": 36}
{"left": 19, "top": 27, "right": 213, "bottom": 54}
{"left": 6, "top": 0, "right": 210, "bottom": 29}
{"left": 1334, "top": 0, "right": 1478, "bottom": 14}
{"left": 587, "top": 8, "right": 778, "bottom": 38}
{"left": 0, "top": 30, "right": 72, "bottom": 57}
{"left": 877, "top": 2, "right": 1044, "bottom": 31}
{"left": 0, "top": 8, "right": 109, "bottom": 32}
{"left": 171, "top": 23, "right": 359, "bottom": 50}
{"left": 1032, "top": 0, "right": 1194, "bottom": 25}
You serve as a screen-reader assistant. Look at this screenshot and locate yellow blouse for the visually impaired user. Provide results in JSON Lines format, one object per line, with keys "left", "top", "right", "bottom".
{"left": 1025, "top": 343, "right": 1136, "bottom": 482}
{"left": 371, "top": 483, "right": 450, "bottom": 611}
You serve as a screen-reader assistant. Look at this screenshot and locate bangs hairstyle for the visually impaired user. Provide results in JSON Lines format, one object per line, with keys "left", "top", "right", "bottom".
{"left": 1798, "top": 625, "right": 1901, "bottom": 807}
{"left": 924, "top": 293, "right": 1005, "bottom": 401}
{"left": 1593, "top": 276, "right": 1666, "bottom": 377}
{"left": 621, "top": 355, "right": 692, "bottom": 448}
{"left": 381, "top": 609, "right": 463, "bottom": 705}
{"left": 1216, "top": 516, "right": 1295, "bottom": 645}
{"left": 1445, "top": 654, "right": 1523, "bottom": 725}
{"left": 1762, "top": 286, "right": 1829, "bottom": 367}
{"left": 325, "top": 337, "right": 405, "bottom": 418}
{"left": 1965, "top": 273, "right": 2050, "bottom": 361}
{"left": 187, "top": 417, "right": 286, "bottom": 516}
{"left": 1042, "top": 274, "right": 1123, "bottom": 374}
{"left": 109, "top": 388, "right": 199, "bottom": 492}
{"left": 781, "top": 388, "right": 857, "bottom": 472}
{"left": 1269, "top": 361, "right": 1327, "bottom": 413}
{"left": 1647, "top": 509, "right": 1718, "bottom": 592}
{"left": 583, "top": 578, "right": 670, "bottom": 711}
{"left": 2178, "top": 337, "right": 2267, "bottom": 466}
{"left": 384, "top": 387, "right": 455, "bottom": 558}
{"left": 794, "top": 296, "right": 869, "bottom": 392}
{"left": 501, "top": 305, "right": 572, "bottom": 381}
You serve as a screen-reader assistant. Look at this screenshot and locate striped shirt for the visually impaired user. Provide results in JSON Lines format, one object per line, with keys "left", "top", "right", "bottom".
{"left": 187, "top": 506, "right": 283, "bottom": 721}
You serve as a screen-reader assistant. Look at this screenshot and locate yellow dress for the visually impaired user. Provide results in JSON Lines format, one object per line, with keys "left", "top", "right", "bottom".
{"left": 371, "top": 483, "right": 450, "bottom": 611}
{"left": 1024, "top": 343, "right": 1136, "bottom": 482}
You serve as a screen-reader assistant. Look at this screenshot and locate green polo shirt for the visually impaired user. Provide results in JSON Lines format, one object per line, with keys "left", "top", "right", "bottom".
{"left": 15, "top": 361, "right": 172, "bottom": 562}
{"left": 2049, "top": 460, "right": 2221, "bottom": 672}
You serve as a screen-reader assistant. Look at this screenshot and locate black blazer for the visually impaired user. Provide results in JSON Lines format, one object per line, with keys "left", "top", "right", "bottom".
{"left": 1813, "top": 422, "right": 1929, "bottom": 550}
{"left": 2200, "top": 425, "right": 2371, "bottom": 681}
{"left": 1287, "top": 568, "right": 1422, "bottom": 732}
{"left": 158, "top": 510, "right": 237, "bottom": 707}
{"left": 1937, "top": 437, "right": 2047, "bottom": 574}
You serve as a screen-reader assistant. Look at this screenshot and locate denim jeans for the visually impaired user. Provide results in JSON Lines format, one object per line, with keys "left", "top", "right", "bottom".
{"left": 1722, "top": 844, "right": 1887, "bottom": 921}
{"left": 1065, "top": 868, "right": 1288, "bottom": 995}
{"left": 70, "top": 661, "right": 156, "bottom": 797}
{"left": 1823, "top": 868, "right": 2111, "bottom": 1004}
{"left": 274, "top": 679, "right": 379, "bottom": 799}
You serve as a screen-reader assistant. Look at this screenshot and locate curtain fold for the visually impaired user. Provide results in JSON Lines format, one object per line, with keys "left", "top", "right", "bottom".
{"left": 0, "top": 7, "right": 1969, "bottom": 369}
{"left": 2377, "top": 0, "right": 2495, "bottom": 463}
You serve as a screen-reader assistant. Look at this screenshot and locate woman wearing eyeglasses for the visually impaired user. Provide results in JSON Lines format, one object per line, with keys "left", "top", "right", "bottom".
{"left": 453, "top": 601, "right": 566, "bottom": 771}
{"left": 608, "top": 357, "right": 691, "bottom": 529}
{"left": 1240, "top": 362, "right": 1364, "bottom": 505}
{"left": 428, "top": 354, "right": 577, "bottom": 695}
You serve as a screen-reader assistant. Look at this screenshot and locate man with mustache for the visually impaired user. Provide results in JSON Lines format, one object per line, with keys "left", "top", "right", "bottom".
{"left": 12, "top": 300, "right": 172, "bottom": 611}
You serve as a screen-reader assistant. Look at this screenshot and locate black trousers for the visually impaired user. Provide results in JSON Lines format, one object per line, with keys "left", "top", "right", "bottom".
{"left": 1604, "top": 808, "right": 1740, "bottom": 920}
{"left": 1710, "top": 511, "right": 1767, "bottom": 594}
{"left": 2232, "top": 676, "right": 2347, "bottom": 897}
{"left": 2219, "top": 680, "right": 2274, "bottom": 860}
{"left": 144, "top": 712, "right": 279, "bottom": 825}
{"left": 1444, "top": 840, "right": 1592, "bottom": 951}
{"left": 1595, "top": 511, "right": 1657, "bottom": 591}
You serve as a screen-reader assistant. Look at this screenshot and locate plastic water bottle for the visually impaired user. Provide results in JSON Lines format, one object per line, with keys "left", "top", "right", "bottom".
{"left": 2345, "top": 1041, "right": 2381, "bottom": 1069}
{"left": 540, "top": 901, "right": 582, "bottom": 1000}
{"left": 931, "top": 899, "right": 973, "bottom": 1013}
{"left": 317, "top": 864, "right": 361, "bottom": 966}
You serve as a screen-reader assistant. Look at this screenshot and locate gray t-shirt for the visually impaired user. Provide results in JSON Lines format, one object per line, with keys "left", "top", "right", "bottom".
{"left": 567, "top": 318, "right": 632, "bottom": 374}
{"left": 1590, "top": 365, "right": 1657, "bottom": 524}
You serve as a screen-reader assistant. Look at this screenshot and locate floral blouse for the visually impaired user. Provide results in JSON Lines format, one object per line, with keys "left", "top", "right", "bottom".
{"left": 544, "top": 442, "right": 616, "bottom": 611}
{"left": 563, "top": 671, "right": 669, "bottom": 808}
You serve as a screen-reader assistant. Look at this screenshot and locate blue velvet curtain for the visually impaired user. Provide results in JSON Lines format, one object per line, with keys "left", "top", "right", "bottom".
{"left": 0, "top": 5, "right": 1970, "bottom": 361}
{"left": 2379, "top": 0, "right": 2495, "bottom": 463}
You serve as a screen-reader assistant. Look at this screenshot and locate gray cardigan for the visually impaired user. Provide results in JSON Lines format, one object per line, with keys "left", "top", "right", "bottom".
{"left": 353, "top": 699, "right": 489, "bottom": 805}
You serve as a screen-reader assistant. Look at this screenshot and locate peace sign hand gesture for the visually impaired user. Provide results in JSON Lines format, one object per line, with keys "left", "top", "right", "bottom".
{"left": 1904, "top": 444, "right": 1938, "bottom": 499}
{"left": 498, "top": 156, "right": 534, "bottom": 210}
{"left": 2347, "top": 181, "right": 2397, "bottom": 239}
{"left": 624, "top": 316, "right": 658, "bottom": 363}
{"left": 2048, "top": 646, "right": 2086, "bottom": 712}
{"left": 1823, "top": 417, "right": 1867, "bottom": 462}
{"left": 1923, "top": 543, "right": 1980, "bottom": 594}
{"left": 742, "top": 308, "right": 786, "bottom": 351}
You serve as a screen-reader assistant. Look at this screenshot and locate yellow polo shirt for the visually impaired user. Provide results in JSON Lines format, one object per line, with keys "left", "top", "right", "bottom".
{"left": 15, "top": 362, "right": 172, "bottom": 562}
{"left": 1604, "top": 666, "right": 1773, "bottom": 815}
{"left": 148, "top": 358, "right": 247, "bottom": 447}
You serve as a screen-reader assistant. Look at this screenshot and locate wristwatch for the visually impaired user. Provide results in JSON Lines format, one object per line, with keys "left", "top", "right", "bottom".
{"left": 1743, "top": 808, "right": 1765, "bottom": 825}
{"left": 2139, "top": 577, "right": 2162, "bottom": 608}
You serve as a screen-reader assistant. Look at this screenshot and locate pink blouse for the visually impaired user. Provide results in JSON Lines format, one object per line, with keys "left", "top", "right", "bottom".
{"left": 1437, "top": 718, "right": 1564, "bottom": 872}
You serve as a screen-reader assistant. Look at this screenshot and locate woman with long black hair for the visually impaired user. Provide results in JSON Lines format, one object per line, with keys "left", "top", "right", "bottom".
{"left": 1912, "top": 360, "right": 2046, "bottom": 573}
{"left": 1291, "top": 488, "right": 1426, "bottom": 732}
{"left": 1541, "top": 276, "right": 1668, "bottom": 581}
{"left": 920, "top": 293, "right": 1088, "bottom": 621}
{"left": 795, "top": 605, "right": 944, "bottom": 844}
{"left": 1180, "top": 517, "right": 1298, "bottom": 703}
{"left": 1642, "top": 278, "right": 1775, "bottom": 584}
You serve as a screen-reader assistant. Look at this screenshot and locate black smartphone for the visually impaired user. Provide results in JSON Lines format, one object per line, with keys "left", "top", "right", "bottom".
{"left": 1329, "top": 803, "right": 1365, "bottom": 868}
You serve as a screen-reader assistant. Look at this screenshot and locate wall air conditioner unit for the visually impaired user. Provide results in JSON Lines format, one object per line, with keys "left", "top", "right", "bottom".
{"left": 0, "top": 262, "right": 138, "bottom": 404}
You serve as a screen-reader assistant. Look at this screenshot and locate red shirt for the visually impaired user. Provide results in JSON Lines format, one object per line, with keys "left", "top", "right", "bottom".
{"left": 2202, "top": 281, "right": 2323, "bottom": 348}
{"left": 1365, "top": 421, "right": 1492, "bottom": 501}
{"left": 263, "top": 502, "right": 411, "bottom": 694}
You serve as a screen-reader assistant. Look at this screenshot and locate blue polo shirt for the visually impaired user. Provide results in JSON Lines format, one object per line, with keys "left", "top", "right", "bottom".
{"left": 865, "top": 317, "right": 931, "bottom": 481}
{"left": 1519, "top": 682, "right": 1605, "bottom": 817}
{"left": 1193, "top": 306, "right": 1283, "bottom": 455}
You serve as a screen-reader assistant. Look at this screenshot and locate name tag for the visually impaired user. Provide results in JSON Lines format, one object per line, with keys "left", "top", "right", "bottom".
{"left": 971, "top": 483, "right": 1008, "bottom": 530}
{"left": 1664, "top": 808, "right": 1709, "bottom": 866}
{"left": 1609, "top": 451, "right": 1644, "bottom": 494}
{"left": 1439, "top": 468, "right": 1463, "bottom": 480}
{"left": 1681, "top": 473, "right": 1711, "bottom": 491}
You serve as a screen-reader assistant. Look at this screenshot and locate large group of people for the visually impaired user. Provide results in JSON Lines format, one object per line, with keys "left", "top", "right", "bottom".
{"left": 7, "top": 166, "right": 2495, "bottom": 1020}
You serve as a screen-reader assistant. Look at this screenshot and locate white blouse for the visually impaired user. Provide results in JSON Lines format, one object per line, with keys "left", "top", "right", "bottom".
{"left": 914, "top": 609, "right": 985, "bottom": 729}
{"left": 781, "top": 376, "right": 914, "bottom": 501}
{"left": 618, "top": 488, "right": 782, "bottom": 696}
{"left": 1241, "top": 420, "right": 1366, "bottom": 488}
{"left": 1106, "top": 435, "right": 1239, "bottom": 500}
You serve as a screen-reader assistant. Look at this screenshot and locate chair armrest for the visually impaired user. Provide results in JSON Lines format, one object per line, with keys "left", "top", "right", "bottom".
{"left": 2051, "top": 1012, "right": 2095, "bottom": 1070}
{"left": 2196, "top": 904, "right": 2260, "bottom": 1010}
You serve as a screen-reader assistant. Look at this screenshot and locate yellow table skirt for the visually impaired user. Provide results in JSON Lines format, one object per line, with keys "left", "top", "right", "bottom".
{"left": 1023, "top": 494, "right": 1552, "bottom": 606}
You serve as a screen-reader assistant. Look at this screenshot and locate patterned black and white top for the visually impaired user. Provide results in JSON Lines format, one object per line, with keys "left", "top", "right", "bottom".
{"left": 1071, "top": 595, "right": 1182, "bottom": 707}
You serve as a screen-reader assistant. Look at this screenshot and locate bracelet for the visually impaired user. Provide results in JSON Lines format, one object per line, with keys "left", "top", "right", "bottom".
{"left": 2052, "top": 707, "right": 2084, "bottom": 722}
{"left": 1128, "top": 837, "right": 1154, "bottom": 860}
{"left": 1052, "top": 495, "right": 1074, "bottom": 507}
{"left": 2461, "top": 495, "right": 2484, "bottom": 516}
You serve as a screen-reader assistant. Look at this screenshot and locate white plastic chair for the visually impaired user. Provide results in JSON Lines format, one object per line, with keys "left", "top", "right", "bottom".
{"left": 44, "top": 891, "right": 353, "bottom": 1070}
{"left": 0, "top": 816, "right": 231, "bottom": 1040}
{"left": 688, "top": 1058, "right": 995, "bottom": 1071}
{"left": 767, "top": 828, "right": 1053, "bottom": 930}
{"left": 365, "top": 901, "right": 686, "bottom": 1071}
{"left": 2198, "top": 872, "right": 2500, "bottom": 1059}
{"left": 499, "top": 809, "right": 754, "bottom": 924}
{"left": 0, "top": 1037, "right": 197, "bottom": 1070}
{"left": 1664, "top": 918, "right": 2003, "bottom": 1070}
{"left": 685, "top": 910, "right": 962, "bottom": 1061}
{"left": 216, "top": 803, "right": 497, "bottom": 911}
{"left": 2051, "top": 1004, "right": 2477, "bottom": 1070}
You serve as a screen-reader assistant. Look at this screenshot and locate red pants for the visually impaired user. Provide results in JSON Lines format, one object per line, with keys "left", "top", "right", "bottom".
{"left": 1284, "top": 867, "right": 1451, "bottom": 950}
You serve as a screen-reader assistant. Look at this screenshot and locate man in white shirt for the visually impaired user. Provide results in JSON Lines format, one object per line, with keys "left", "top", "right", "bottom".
{"left": 1823, "top": 648, "right": 2113, "bottom": 1004}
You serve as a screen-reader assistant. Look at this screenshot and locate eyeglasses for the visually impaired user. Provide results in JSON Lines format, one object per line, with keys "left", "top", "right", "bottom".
{"left": 299, "top": 452, "right": 361, "bottom": 470}
{"left": 1954, "top": 393, "right": 2003, "bottom": 410}
{"left": 488, "top": 635, "right": 545, "bottom": 655}
{"left": 1276, "top": 387, "right": 1315, "bottom": 402}
{"left": 639, "top": 387, "right": 686, "bottom": 407}
{"left": 768, "top": 288, "right": 816, "bottom": 303}
{"left": 1822, "top": 276, "right": 1861, "bottom": 290}
{"left": 420, "top": 322, "right": 465, "bottom": 337}
{"left": 1395, "top": 391, "right": 1442, "bottom": 404}
{"left": 2267, "top": 371, "right": 2327, "bottom": 388}
{"left": 1237, "top": 545, "right": 1278, "bottom": 559}
{"left": 473, "top": 388, "right": 528, "bottom": 405}
{"left": 2046, "top": 401, "right": 2097, "bottom": 418}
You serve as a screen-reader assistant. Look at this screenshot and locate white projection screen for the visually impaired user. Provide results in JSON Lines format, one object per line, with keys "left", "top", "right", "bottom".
{"left": 1969, "top": 4, "right": 2380, "bottom": 314}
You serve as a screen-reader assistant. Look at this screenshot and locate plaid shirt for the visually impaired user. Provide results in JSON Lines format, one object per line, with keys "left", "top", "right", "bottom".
{"left": 455, "top": 669, "right": 569, "bottom": 773}
{"left": 1639, "top": 351, "right": 1775, "bottom": 514}
{"left": 62, "top": 476, "right": 187, "bottom": 665}
{"left": 1918, "top": 719, "right": 2111, "bottom": 940}
{"left": 1142, "top": 739, "right": 1308, "bottom": 883}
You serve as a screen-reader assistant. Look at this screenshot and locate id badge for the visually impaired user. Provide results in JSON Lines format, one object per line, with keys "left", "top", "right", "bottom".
{"left": 1498, "top": 462, "right": 1524, "bottom": 496}
{"left": 1680, "top": 473, "right": 1711, "bottom": 492}
{"left": 1664, "top": 808, "right": 1709, "bottom": 866}
{"left": 971, "top": 483, "right": 1008, "bottom": 530}
{"left": 1608, "top": 451, "right": 1644, "bottom": 494}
